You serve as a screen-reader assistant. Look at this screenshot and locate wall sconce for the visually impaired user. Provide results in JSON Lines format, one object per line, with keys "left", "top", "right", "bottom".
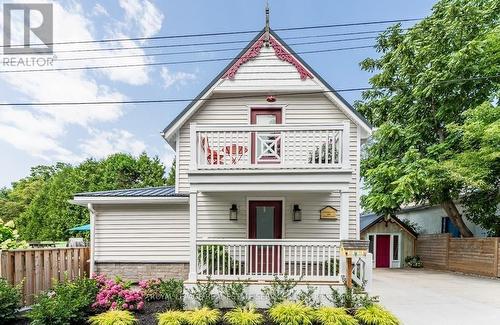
{"left": 293, "top": 204, "right": 302, "bottom": 221}
{"left": 229, "top": 204, "right": 238, "bottom": 221}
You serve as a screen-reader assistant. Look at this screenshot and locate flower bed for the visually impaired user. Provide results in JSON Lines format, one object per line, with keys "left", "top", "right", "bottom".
{"left": 5, "top": 274, "right": 400, "bottom": 325}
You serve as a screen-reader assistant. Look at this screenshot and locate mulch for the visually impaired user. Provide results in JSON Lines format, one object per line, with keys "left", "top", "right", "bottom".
{"left": 12, "top": 302, "right": 276, "bottom": 325}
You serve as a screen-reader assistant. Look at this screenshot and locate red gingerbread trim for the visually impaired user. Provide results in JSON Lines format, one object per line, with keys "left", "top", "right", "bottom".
{"left": 269, "top": 37, "right": 313, "bottom": 80}
{"left": 222, "top": 35, "right": 313, "bottom": 80}
{"left": 222, "top": 37, "right": 265, "bottom": 79}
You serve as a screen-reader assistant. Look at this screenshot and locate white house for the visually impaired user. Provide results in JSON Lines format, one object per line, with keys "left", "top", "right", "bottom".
{"left": 72, "top": 23, "right": 373, "bottom": 303}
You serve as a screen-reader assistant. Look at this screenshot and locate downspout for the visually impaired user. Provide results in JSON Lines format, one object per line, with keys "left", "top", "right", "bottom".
{"left": 87, "top": 203, "right": 97, "bottom": 275}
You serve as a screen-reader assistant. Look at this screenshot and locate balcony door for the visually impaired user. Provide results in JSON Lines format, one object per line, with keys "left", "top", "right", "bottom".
{"left": 250, "top": 108, "right": 282, "bottom": 164}
{"left": 248, "top": 200, "right": 282, "bottom": 274}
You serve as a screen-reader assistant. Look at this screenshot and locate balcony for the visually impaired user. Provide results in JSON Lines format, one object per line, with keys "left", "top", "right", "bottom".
{"left": 190, "top": 123, "right": 350, "bottom": 171}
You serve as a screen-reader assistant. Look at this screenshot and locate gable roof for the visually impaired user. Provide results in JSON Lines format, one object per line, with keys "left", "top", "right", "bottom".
{"left": 360, "top": 214, "right": 418, "bottom": 238}
{"left": 161, "top": 28, "right": 372, "bottom": 143}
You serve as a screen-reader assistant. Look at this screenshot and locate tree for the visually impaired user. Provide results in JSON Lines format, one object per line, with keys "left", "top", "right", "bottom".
{"left": 357, "top": 0, "right": 499, "bottom": 237}
{"left": 166, "top": 160, "right": 176, "bottom": 186}
{"left": 16, "top": 153, "right": 168, "bottom": 240}
{"left": 0, "top": 164, "right": 65, "bottom": 222}
{"left": 444, "top": 102, "right": 499, "bottom": 235}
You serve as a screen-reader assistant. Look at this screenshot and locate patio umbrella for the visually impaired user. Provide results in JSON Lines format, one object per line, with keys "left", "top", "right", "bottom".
{"left": 68, "top": 224, "right": 90, "bottom": 232}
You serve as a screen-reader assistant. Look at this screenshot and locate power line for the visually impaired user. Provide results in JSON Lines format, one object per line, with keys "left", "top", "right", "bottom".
{"left": 57, "top": 36, "right": 377, "bottom": 62}
{"left": 1, "top": 75, "right": 497, "bottom": 107}
{"left": 0, "top": 45, "right": 375, "bottom": 73}
{"left": 5, "top": 27, "right": 409, "bottom": 56}
{"left": 1, "top": 18, "right": 421, "bottom": 48}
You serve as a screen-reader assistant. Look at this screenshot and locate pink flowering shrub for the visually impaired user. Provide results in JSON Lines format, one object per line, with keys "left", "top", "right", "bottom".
{"left": 91, "top": 274, "right": 144, "bottom": 312}
{"left": 139, "top": 278, "right": 164, "bottom": 301}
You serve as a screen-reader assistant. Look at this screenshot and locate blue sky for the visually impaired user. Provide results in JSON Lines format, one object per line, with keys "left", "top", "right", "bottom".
{"left": 0, "top": 0, "right": 437, "bottom": 187}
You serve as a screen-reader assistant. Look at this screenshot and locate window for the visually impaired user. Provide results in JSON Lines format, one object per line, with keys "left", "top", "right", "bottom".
{"left": 392, "top": 235, "right": 399, "bottom": 260}
{"left": 368, "top": 235, "right": 374, "bottom": 254}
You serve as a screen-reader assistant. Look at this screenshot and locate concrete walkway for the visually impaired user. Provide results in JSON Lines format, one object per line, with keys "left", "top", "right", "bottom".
{"left": 372, "top": 268, "right": 500, "bottom": 325}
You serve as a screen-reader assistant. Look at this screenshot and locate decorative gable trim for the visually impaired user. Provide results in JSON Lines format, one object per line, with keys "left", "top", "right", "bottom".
{"left": 162, "top": 28, "right": 372, "bottom": 144}
{"left": 222, "top": 35, "right": 313, "bottom": 80}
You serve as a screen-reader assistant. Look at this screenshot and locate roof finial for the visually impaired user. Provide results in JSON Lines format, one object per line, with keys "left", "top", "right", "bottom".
{"left": 264, "top": 0, "right": 270, "bottom": 47}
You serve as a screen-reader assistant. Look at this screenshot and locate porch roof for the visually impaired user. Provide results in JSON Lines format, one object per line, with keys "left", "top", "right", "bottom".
{"left": 74, "top": 186, "right": 186, "bottom": 197}
{"left": 70, "top": 186, "right": 188, "bottom": 206}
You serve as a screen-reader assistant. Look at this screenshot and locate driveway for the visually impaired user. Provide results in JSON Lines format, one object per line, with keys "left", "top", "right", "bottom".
{"left": 372, "top": 268, "right": 500, "bottom": 325}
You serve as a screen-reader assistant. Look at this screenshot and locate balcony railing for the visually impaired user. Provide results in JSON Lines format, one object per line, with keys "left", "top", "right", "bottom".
{"left": 196, "top": 239, "right": 340, "bottom": 281}
{"left": 190, "top": 123, "right": 350, "bottom": 170}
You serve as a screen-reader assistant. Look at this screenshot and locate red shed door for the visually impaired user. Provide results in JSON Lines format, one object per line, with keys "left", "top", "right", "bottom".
{"left": 376, "top": 235, "right": 391, "bottom": 268}
{"left": 248, "top": 201, "right": 282, "bottom": 274}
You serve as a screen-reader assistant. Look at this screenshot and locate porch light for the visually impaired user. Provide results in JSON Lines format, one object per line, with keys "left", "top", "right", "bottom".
{"left": 229, "top": 204, "right": 238, "bottom": 221}
{"left": 293, "top": 204, "right": 302, "bottom": 221}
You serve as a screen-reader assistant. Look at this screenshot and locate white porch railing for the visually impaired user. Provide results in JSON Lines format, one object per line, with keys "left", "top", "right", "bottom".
{"left": 196, "top": 239, "right": 340, "bottom": 281}
{"left": 190, "top": 123, "right": 350, "bottom": 170}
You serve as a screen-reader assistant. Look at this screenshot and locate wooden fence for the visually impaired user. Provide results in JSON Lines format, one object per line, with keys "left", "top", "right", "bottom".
{"left": 0, "top": 247, "right": 90, "bottom": 305}
{"left": 416, "top": 234, "right": 500, "bottom": 277}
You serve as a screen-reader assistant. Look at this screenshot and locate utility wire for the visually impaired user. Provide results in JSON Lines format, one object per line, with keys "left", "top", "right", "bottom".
{"left": 0, "top": 75, "right": 497, "bottom": 107}
{"left": 5, "top": 28, "right": 408, "bottom": 56}
{"left": 57, "top": 36, "right": 377, "bottom": 62}
{"left": 0, "top": 18, "right": 421, "bottom": 48}
{"left": 0, "top": 45, "right": 375, "bottom": 73}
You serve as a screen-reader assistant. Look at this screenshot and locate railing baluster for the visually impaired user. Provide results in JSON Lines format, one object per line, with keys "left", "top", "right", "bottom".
{"left": 238, "top": 245, "right": 242, "bottom": 276}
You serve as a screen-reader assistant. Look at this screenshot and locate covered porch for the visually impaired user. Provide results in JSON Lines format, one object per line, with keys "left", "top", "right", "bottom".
{"left": 186, "top": 188, "right": 372, "bottom": 289}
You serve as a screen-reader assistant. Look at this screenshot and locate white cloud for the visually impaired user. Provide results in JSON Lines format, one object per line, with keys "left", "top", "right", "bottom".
{"left": 79, "top": 128, "right": 147, "bottom": 159}
{"left": 92, "top": 4, "right": 109, "bottom": 17}
{"left": 161, "top": 148, "right": 176, "bottom": 169}
{"left": 160, "top": 67, "right": 196, "bottom": 89}
{"left": 119, "top": 0, "right": 164, "bottom": 38}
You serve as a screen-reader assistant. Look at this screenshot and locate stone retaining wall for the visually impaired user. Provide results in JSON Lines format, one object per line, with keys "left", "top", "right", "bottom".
{"left": 95, "top": 262, "right": 189, "bottom": 282}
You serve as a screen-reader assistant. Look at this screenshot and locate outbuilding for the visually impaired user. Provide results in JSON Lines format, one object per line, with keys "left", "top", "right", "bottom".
{"left": 360, "top": 215, "right": 418, "bottom": 268}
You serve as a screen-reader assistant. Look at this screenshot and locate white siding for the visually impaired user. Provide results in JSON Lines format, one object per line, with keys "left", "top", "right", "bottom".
{"left": 216, "top": 46, "right": 320, "bottom": 91}
{"left": 178, "top": 93, "right": 360, "bottom": 239}
{"left": 396, "top": 205, "right": 488, "bottom": 237}
{"left": 94, "top": 204, "right": 190, "bottom": 263}
{"left": 196, "top": 192, "right": 341, "bottom": 241}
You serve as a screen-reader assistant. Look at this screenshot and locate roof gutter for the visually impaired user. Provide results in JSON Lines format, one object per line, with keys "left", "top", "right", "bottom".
{"left": 70, "top": 196, "right": 189, "bottom": 206}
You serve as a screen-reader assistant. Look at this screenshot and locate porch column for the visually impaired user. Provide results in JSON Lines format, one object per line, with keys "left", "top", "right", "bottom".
{"left": 188, "top": 191, "right": 198, "bottom": 282}
{"left": 339, "top": 190, "right": 350, "bottom": 240}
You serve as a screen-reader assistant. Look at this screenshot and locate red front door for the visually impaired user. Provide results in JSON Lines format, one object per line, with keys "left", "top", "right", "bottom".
{"left": 376, "top": 235, "right": 391, "bottom": 268}
{"left": 248, "top": 201, "right": 282, "bottom": 273}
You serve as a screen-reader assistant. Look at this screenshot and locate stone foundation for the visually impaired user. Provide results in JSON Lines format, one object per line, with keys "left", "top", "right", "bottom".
{"left": 95, "top": 262, "right": 189, "bottom": 282}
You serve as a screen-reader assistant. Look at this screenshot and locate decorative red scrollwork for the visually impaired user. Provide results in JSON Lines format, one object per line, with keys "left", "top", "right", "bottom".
{"left": 222, "top": 37, "right": 265, "bottom": 79}
{"left": 222, "top": 35, "right": 313, "bottom": 80}
{"left": 269, "top": 38, "right": 313, "bottom": 80}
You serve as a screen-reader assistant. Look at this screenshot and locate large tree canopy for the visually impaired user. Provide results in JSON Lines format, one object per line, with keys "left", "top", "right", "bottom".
{"left": 1, "top": 153, "right": 169, "bottom": 240}
{"left": 357, "top": 0, "right": 499, "bottom": 236}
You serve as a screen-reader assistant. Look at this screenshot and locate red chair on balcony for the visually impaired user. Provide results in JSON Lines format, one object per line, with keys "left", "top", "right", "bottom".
{"left": 200, "top": 136, "right": 225, "bottom": 165}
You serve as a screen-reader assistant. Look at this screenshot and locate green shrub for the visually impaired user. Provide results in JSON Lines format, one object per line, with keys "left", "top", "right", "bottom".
{"left": 27, "top": 277, "right": 99, "bottom": 325}
{"left": 404, "top": 256, "right": 423, "bottom": 268}
{"left": 0, "top": 278, "right": 23, "bottom": 323}
{"left": 261, "top": 275, "right": 299, "bottom": 307}
{"left": 157, "top": 310, "right": 188, "bottom": 325}
{"left": 297, "top": 285, "right": 320, "bottom": 308}
{"left": 355, "top": 305, "right": 400, "bottom": 325}
{"left": 315, "top": 307, "right": 359, "bottom": 325}
{"left": 161, "top": 278, "right": 185, "bottom": 310}
{"left": 223, "top": 306, "right": 263, "bottom": 325}
{"left": 185, "top": 307, "right": 220, "bottom": 325}
{"left": 198, "top": 245, "right": 234, "bottom": 274}
{"left": 187, "top": 278, "right": 218, "bottom": 309}
{"left": 88, "top": 310, "right": 137, "bottom": 325}
{"left": 219, "top": 280, "right": 251, "bottom": 308}
{"left": 327, "top": 284, "right": 377, "bottom": 310}
{"left": 268, "top": 301, "right": 314, "bottom": 325}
